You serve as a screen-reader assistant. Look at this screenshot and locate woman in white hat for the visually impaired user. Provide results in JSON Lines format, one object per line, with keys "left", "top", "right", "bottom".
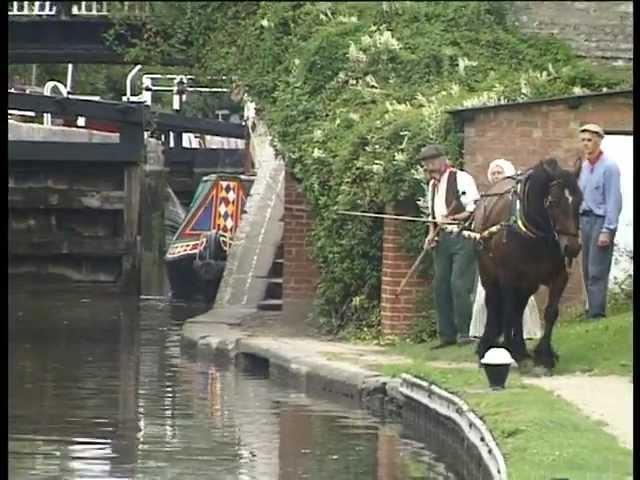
{"left": 469, "top": 159, "right": 543, "bottom": 340}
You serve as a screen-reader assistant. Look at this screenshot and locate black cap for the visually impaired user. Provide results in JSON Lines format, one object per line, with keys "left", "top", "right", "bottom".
{"left": 417, "top": 144, "right": 446, "bottom": 162}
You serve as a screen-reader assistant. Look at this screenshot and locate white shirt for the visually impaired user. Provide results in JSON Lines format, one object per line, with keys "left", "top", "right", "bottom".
{"left": 428, "top": 168, "right": 480, "bottom": 220}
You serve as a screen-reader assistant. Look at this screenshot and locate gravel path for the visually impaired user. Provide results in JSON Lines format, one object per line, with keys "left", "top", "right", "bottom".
{"left": 522, "top": 374, "right": 633, "bottom": 450}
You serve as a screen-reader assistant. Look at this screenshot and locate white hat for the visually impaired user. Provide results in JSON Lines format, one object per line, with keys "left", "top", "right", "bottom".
{"left": 579, "top": 123, "right": 605, "bottom": 137}
{"left": 487, "top": 159, "right": 516, "bottom": 183}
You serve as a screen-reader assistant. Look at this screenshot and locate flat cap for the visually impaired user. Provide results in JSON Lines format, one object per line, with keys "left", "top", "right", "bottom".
{"left": 417, "top": 144, "right": 447, "bottom": 161}
{"left": 579, "top": 123, "right": 605, "bottom": 137}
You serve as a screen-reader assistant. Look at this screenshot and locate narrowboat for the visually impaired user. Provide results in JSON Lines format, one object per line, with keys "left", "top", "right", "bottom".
{"left": 164, "top": 174, "right": 248, "bottom": 303}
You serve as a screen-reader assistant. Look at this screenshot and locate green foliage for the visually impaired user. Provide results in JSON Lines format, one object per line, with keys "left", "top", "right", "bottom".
{"left": 116, "top": 2, "right": 630, "bottom": 333}
{"left": 406, "top": 291, "right": 439, "bottom": 343}
{"left": 337, "top": 307, "right": 383, "bottom": 343}
{"left": 609, "top": 275, "right": 633, "bottom": 316}
{"left": 608, "top": 248, "right": 633, "bottom": 316}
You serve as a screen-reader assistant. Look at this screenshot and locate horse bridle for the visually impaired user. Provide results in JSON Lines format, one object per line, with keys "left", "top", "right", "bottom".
{"left": 544, "top": 179, "right": 580, "bottom": 240}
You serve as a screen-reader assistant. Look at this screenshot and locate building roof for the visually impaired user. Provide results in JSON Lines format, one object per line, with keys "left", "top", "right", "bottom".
{"left": 447, "top": 89, "right": 633, "bottom": 115}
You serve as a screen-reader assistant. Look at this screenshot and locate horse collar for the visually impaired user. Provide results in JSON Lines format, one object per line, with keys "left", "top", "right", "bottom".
{"left": 512, "top": 174, "right": 541, "bottom": 238}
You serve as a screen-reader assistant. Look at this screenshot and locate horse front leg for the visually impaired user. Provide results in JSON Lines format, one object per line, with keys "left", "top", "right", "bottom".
{"left": 503, "top": 287, "right": 531, "bottom": 365}
{"left": 477, "top": 281, "right": 502, "bottom": 362}
{"left": 533, "top": 270, "right": 568, "bottom": 372}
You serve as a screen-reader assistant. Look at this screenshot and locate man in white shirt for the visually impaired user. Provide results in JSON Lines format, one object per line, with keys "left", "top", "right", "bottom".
{"left": 420, "top": 144, "right": 480, "bottom": 349}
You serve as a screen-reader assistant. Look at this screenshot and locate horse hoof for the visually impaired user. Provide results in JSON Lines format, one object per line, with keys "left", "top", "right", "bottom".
{"left": 517, "top": 358, "right": 534, "bottom": 374}
{"left": 530, "top": 366, "right": 548, "bottom": 377}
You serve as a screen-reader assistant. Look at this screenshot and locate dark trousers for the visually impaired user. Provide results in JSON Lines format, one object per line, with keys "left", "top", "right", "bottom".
{"left": 432, "top": 231, "right": 477, "bottom": 342}
{"left": 580, "top": 215, "right": 615, "bottom": 317}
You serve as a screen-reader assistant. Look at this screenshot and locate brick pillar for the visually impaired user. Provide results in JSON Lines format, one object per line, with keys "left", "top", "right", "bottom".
{"left": 381, "top": 206, "right": 428, "bottom": 337}
{"left": 282, "top": 169, "right": 320, "bottom": 324}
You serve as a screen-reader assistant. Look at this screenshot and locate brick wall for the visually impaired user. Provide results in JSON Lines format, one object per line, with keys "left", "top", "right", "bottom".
{"left": 454, "top": 91, "right": 633, "bottom": 309}
{"left": 282, "top": 169, "right": 320, "bottom": 323}
{"left": 509, "top": 1, "right": 633, "bottom": 65}
{"left": 380, "top": 207, "right": 429, "bottom": 336}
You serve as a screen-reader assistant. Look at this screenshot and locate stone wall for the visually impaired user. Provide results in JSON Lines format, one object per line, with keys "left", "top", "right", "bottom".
{"left": 452, "top": 90, "right": 633, "bottom": 308}
{"left": 509, "top": 1, "right": 633, "bottom": 65}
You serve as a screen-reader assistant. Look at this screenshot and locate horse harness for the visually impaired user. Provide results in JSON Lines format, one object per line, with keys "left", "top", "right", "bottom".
{"left": 451, "top": 171, "right": 577, "bottom": 249}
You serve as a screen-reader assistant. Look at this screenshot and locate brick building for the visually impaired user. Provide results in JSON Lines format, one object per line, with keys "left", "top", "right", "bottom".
{"left": 448, "top": 89, "right": 633, "bottom": 309}
{"left": 281, "top": 89, "right": 632, "bottom": 334}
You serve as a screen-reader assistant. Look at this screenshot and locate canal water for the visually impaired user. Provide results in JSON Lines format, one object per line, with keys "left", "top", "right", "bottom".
{"left": 9, "top": 290, "right": 457, "bottom": 479}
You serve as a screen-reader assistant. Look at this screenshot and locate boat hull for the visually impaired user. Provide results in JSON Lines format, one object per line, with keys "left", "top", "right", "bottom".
{"left": 165, "top": 253, "right": 224, "bottom": 303}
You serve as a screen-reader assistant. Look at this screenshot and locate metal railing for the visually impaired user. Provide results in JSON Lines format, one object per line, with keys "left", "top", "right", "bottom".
{"left": 71, "top": 1, "right": 109, "bottom": 16}
{"left": 9, "top": 1, "right": 150, "bottom": 17}
{"left": 9, "top": 2, "right": 57, "bottom": 15}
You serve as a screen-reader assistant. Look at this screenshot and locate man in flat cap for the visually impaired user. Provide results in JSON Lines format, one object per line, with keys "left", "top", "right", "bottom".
{"left": 420, "top": 145, "right": 480, "bottom": 348}
{"left": 577, "top": 123, "right": 622, "bottom": 319}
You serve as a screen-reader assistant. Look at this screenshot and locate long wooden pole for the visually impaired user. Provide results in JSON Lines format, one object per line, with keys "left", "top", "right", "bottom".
{"left": 337, "top": 210, "right": 460, "bottom": 225}
{"left": 394, "top": 203, "right": 458, "bottom": 297}
{"left": 395, "top": 247, "right": 430, "bottom": 298}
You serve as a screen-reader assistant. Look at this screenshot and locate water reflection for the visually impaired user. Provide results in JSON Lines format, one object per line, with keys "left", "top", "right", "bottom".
{"left": 9, "top": 290, "right": 456, "bottom": 479}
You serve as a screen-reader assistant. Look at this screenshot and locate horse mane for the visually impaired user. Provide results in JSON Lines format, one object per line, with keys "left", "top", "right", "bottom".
{"left": 532, "top": 158, "right": 582, "bottom": 196}
{"left": 526, "top": 158, "right": 583, "bottom": 228}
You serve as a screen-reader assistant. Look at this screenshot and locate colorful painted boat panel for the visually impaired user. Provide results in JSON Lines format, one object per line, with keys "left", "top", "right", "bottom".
{"left": 165, "top": 175, "right": 246, "bottom": 260}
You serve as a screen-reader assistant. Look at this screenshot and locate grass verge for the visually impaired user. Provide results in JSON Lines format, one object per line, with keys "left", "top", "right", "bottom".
{"left": 387, "top": 309, "right": 632, "bottom": 376}
{"left": 376, "top": 309, "right": 633, "bottom": 478}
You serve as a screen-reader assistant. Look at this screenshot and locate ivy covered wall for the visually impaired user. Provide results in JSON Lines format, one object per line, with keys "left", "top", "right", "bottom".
{"left": 111, "top": 1, "right": 630, "bottom": 335}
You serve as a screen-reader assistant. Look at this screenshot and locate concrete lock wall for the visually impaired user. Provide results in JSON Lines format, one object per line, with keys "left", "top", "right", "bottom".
{"left": 9, "top": 120, "right": 128, "bottom": 288}
{"left": 453, "top": 90, "right": 633, "bottom": 310}
{"left": 215, "top": 115, "right": 322, "bottom": 323}
{"left": 140, "top": 138, "right": 170, "bottom": 297}
{"left": 9, "top": 120, "right": 148, "bottom": 292}
{"left": 214, "top": 119, "right": 286, "bottom": 312}
{"left": 9, "top": 119, "right": 120, "bottom": 143}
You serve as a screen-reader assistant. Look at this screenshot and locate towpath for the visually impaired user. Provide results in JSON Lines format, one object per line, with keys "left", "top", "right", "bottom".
{"left": 522, "top": 374, "right": 633, "bottom": 449}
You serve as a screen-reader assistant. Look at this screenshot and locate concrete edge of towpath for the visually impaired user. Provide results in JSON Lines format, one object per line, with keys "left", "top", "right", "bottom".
{"left": 180, "top": 311, "right": 509, "bottom": 479}
{"left": 180, "top": 316, "right": 403, "bottom": 415}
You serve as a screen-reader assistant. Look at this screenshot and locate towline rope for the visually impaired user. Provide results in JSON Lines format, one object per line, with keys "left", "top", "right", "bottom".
{"left": 336, "top": 210, "right": 459, "bottom": 224}
{"left": 337, "top": 210, "right": 506, "bottom": 242}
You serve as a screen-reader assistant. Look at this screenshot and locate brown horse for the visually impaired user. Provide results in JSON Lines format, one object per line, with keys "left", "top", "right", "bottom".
{"left": 472, "top": 158, "right": 582, "bottom": 371}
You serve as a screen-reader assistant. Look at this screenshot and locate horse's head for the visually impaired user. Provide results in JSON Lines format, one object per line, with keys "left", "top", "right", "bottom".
{"left": 540, "top": 158, "right": 583, "bottom": 260}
